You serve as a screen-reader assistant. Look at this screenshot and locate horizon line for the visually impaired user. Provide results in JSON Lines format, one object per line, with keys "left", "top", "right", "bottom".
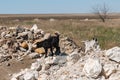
{"left": 0, "top": 12, "right": 120, "bottom": 15}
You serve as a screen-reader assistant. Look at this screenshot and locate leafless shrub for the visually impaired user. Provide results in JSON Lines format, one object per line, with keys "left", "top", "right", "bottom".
{"left": 93, "top": 3, "right": 109, "bottom": 22}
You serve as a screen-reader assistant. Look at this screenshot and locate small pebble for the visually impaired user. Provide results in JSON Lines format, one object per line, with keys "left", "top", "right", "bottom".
{"left": 6, "top": 63, "right": 10, "bottom": 66}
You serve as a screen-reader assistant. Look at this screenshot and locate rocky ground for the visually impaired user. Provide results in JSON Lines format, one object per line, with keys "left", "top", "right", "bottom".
{"left": 0, "top": 24, "right": 120, "bottom": 80}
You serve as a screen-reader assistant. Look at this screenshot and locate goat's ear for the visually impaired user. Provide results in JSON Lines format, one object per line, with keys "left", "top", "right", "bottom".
{"left": 93, "top": 37, "right": 97, "bottom": 41}
{"left": 95, "top": 38, "right": 98, "bottom": 42}
{"left": 54, "top": 31, "right": 60, "bottom": 36}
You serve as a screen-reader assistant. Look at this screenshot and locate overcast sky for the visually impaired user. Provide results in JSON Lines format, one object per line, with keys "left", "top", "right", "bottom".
{"left": 0, "top": 0, "right": 119, "bottom": 14}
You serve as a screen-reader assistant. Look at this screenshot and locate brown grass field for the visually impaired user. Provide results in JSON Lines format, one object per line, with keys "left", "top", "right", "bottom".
{"left": 0, "top": 14, "right": 120, "bottom": 49}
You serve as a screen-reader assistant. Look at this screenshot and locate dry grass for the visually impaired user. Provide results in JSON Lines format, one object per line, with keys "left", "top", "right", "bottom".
{"left": 0, "top": 15, "right": 120, "bottom": 49}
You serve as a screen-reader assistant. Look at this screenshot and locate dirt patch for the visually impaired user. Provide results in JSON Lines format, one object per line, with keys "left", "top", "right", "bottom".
{"left": 0, "top": 56, "right": 35, "bottom": 80}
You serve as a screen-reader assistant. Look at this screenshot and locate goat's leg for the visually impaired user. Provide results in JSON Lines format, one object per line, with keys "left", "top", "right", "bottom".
{"left": 55, "top": 46, "right": 60, "bottom": 55}
{"left": 45, "top": 48, "right": 48, "bottom": 58}
{"left": 50, "top": 47, "right": 54, "bottom": 57}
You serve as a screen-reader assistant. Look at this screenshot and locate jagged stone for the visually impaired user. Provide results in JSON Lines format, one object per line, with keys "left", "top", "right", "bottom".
{"left": 5, "top": 33, "right": 12, "bottom": 38}
{"left": 35, "top": 48, "right": 45, "bottom": 54}
{"left": 17, "top": 32, "right": 28, "bottom": 40}
{"left": 45, "top": 57, "right": 55, "bottom": 65}
{"left": 83, "top": 58, "right": 102, "bottom": 78}
{"left": 11, "top": 69, "right": 39, "bottom": 80}
{"left": 60, "top": 37, "right": 77, "bottom": 54}
{"left": 1, "top": 32, "right": 6, "bottom": 39}
{"left": 19, "top": 47, "right": 27, "bottom": 52}
{"left": 23, "top": 70, "right": 39, "bottom": 80}
{"left": 42, "top": 64, "right": 51, "bottom": 70}
{"left": 16, "top": 25, "right": 25, "bottom": 32}
{"left": 31, "top": 61, "right": 42, "bottom": 71}
{"left": 109, "top": 72, "right": 120, "bottom": 80}
{"left": 45, "top": 56, "right": 67, "bottom": 65}
{"left": 29, "top": 53, "right": 41, "bottom": 59}
{"left": 20, "top": 41, "right": 28, "bottom": 49}
{"left": 67, "top": 50, "right": 80, "bottom": 63}
{"left": 106, "top": 46, "right": 120, "bottom": 63}
{"left": 103, "top": 63, "right": 118, "bottom": 79}
{"left": 27, "top": 31, "right": 34, "bottom": 40}
{"left": 38, "top": 73, "right": 48, "bottom": 80}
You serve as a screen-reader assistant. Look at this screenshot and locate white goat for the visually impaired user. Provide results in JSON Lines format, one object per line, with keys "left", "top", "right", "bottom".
{"left": 82, "top": 38, "right": 100, "bottom": 53}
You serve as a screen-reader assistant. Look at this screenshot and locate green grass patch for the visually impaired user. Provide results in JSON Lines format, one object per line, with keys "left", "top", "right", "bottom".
{"left": 0, "top": 19, "right": 120, "bottom": 49}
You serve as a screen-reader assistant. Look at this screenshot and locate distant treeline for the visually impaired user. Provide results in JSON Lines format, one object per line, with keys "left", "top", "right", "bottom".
{"left": 0, "top": 14, "right": 120, "bottom": 20}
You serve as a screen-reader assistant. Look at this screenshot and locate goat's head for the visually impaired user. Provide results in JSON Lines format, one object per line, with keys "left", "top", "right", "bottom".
{"left": 93, "top": 37, "right": 97, "bottom": 42}
{"left": 54, "top": 31, "right": 60, "bottom": 37}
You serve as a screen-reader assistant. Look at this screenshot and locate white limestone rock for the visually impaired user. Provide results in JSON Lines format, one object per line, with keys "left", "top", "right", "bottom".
{"left": 67, "top": 50, "right": 80, "bottom": 63}
{"left": 106, "top": 46, "right": 120, "bottom": 63}
{"left": 29, "top": 52, "right": 40, "bottom": 59}
{"left": 23, "top": 70, "right": 39, "bottom": 80}
{"left": 103, "top": 63, "right": 118, "bottom": 78}
{"left": 11, "top": 69, "right": 39, "bottom": 80}
{"left": 109, "top": 72, "right": 120, "bottom": 80}
{"left": 31, "top": 61, "right": 42, "bottom": 71}
{"left": 1, "top": 32, "right": 6, "bottom": 39}
{"left": 45, "top": 56, "right": 67, "bottom": 65}
{"left": 38, "top": 73, "right": 48, "bottom": 80}
{"left": 83, "top": 58, "right": 102, "bottom": 78}
{"left": 30, "top": 24, "right": 38, "bottom": 32}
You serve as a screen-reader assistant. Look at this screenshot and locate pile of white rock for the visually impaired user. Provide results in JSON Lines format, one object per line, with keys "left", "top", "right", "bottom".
{"left": 11, "top": 38, "right": 120, "bottom": 80}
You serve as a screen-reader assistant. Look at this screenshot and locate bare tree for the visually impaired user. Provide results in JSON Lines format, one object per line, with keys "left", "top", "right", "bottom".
{"left": 93, "top": 3, "right": 109, "bottom": 22}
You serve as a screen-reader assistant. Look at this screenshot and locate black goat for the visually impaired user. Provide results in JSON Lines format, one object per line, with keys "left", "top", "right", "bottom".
{"left": 36, "top": 34, "right": 60, "bottom": 57}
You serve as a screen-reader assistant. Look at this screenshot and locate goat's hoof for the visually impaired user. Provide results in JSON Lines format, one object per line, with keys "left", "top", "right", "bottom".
{"left": 55, "top": 53, "right": 60, "bottom": 55}
{"left": 48, "top": 53, "right": 54, "bottom": 57}
{"left": 44, "top": 56, "right": 47, "bottom": 58}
